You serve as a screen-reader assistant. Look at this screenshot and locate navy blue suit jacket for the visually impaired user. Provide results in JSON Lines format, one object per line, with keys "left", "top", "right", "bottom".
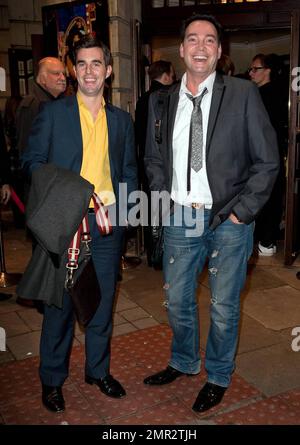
{"left": 22, "top": 95, "right": 138, "bottom": 216}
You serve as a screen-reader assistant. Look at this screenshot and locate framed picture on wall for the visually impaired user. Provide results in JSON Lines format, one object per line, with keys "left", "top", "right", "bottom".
{"left": 42, "top": 0, "right": 109, "bottom": 95}
{"left": 8, "top": 48, "right": 34, "bottom": 97}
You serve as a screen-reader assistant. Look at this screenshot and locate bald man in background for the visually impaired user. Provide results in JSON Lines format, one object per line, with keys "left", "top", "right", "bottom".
{"left": 16, "top": 57, "right": 66, "bottom": 157}
{"left": 15, "top": 57, "right": 66, "bottom": 308}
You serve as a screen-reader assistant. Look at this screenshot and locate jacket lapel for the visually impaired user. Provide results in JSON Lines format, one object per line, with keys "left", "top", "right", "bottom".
{"left": 167, "top": 84, "right": 180, "bottom": 186}
{"left": 66, "top": 96, "right": 83, "bottom": 155}
{"left": 105, "top": 104, "right": 118, "bottom": 180}
{"left": 206, "top": 73, "right": 225, "bottom": 155}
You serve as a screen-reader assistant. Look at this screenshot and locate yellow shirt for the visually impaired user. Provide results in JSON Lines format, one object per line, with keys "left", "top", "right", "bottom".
{"left": 77, "top": 93, "right": 115, "bottom": 206}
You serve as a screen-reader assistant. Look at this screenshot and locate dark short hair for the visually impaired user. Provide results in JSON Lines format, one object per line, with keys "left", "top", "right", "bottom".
{"left": 73, "top": 35, "right": 112, "bottom": 67}
{"left": 148, "top": 60, "right": 173, "bottom": 81}
{"left": 180, "top": 14, "right": 223, "bottom": 43}
{"left": 252, "top": 53, "right": 266, "bottom": 66}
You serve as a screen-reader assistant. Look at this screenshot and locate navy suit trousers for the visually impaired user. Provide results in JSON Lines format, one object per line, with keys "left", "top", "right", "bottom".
{"left": 39, "top": 214, "right": 125, "bottom": 386}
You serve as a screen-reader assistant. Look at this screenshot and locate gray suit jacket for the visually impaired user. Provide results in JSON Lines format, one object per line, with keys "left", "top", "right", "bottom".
{"left": 144, "top": 73, "right": 280, "bottom": 229}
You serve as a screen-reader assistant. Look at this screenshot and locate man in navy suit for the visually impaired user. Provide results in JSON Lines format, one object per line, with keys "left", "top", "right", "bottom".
{"left": 22, "top": 36, "right": 138, "bottom": 413}
{"left": 143, "top": 14, "right": 279, "bottom": 413}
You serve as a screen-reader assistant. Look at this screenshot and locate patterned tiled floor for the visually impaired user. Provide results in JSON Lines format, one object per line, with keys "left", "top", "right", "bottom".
{"left": 1, "top": 324, "right": 299, "bottom": 425}
{"left": 1, "top": 213, "right": 300, "bottom": 427}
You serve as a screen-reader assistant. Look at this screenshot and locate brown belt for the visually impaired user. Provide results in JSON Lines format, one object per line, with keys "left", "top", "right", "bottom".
{"left": 191, "top": 203, "right": 203, "bottom": 209}
{"left": 191, "top": 203, "right": 212, "bottom": 210}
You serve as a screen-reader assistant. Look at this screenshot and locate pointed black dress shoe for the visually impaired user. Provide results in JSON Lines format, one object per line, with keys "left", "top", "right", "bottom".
{"left": 192, "top": 382, "right": 227, "bottom": 413}
{"left": 143, "top": 365, "right": 186, "bottom": 385}
{"left": 85, "top": 374, "right": 126, "bottom": 398}
{"left": 42, "top": 385, "right": 65, "bottom": 413}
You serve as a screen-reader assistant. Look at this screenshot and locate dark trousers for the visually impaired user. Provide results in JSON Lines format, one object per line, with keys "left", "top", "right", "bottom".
{"left": 39, "top": 215, "right": 125, "bottom": 387}
{"left": 254, "top": 166, "right": 285, "bottom": 247}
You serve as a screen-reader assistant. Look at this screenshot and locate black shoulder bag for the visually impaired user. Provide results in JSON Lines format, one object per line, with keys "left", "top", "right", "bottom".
{"left": 64, "top": 193, "right": 112, "bottom": 326}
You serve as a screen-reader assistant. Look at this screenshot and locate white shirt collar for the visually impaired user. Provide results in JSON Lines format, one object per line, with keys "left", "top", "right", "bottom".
{"left": 180, "top": 71, "right": 216, "bottom": 98}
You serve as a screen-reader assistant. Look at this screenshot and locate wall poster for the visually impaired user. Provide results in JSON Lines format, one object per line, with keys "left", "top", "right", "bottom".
{"left": 42, "top": 0, "right": 109, "bottom": 94}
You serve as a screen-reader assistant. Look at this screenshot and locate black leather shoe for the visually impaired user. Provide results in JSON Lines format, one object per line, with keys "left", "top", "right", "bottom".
{"left": 85, "top": 374, "right": 126, "bottom": 398}
{"left": 143, "top": 365, "right": 186, "bottom": 385}
{"left": 42, "top": 385, "right": 65, "bottom": 413}
{"left": 192, "top": 382, "right": 226, "bottom": 413}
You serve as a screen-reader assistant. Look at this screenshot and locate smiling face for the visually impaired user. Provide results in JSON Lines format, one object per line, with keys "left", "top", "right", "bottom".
{"left": 180, "top": 20, "right": 221, "bottom": 84}
{"left": 73, "top": 46, "right": 112, "bottom": 99}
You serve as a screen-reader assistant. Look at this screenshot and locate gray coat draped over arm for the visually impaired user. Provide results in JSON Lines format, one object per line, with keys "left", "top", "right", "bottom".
{"left": 17, "top": 164, "right": 94, "bottom": 308}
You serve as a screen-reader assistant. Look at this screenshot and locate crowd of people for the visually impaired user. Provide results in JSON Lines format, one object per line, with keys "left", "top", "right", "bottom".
{"left": 0, "top": 13, "right": 287, "bottom": 414}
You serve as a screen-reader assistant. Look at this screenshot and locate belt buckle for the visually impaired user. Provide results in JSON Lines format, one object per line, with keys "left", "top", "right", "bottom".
{"left": 191, "top": 202, "right": 202, "bottom": 209}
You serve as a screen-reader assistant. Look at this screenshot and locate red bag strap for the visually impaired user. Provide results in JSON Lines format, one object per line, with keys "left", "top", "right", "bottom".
{"left": 92, "top": 192, "right": 112, "bottom": 235}
{"left": 65, "top": 193, "right": 111, "bottom": 289}
{"left": 66, "top": 215, "right": 90, "bottom": 268}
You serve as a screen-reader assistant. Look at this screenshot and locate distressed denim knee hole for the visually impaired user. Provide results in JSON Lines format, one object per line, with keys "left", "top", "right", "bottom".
{"left": 211, "top": 295, "right": 217, "bottom": 305}
{"left": 211, "top": 250, "right": 219, "bottom": 258}
{"left": 209, "top": 267, "right": 218, "bottom": 276}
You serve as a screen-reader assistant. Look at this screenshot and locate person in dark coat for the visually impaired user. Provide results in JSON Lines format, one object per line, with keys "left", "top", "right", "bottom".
{"left": 16, "top": 56, "right": 67, "bottom": 157}
{"left": 21, "top": 36, "right": 138, "bottom": 414}
{"left": 135, "top": 60, "right": 176, "bottom": 265}
{"left": 249, "top": 53, "right": 288, "bottom": 256}
{"left": 135, "top": 60, "right": 176, "bottom": 189}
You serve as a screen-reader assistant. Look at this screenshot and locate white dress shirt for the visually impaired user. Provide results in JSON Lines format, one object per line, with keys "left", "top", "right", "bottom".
{"left": 171, "top": 71, "right": 216, "bottom": 208}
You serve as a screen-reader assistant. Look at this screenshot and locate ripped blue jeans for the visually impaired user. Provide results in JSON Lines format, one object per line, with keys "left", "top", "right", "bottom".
{"left": 163, "top": 207, "right": 254, "bottom": 387}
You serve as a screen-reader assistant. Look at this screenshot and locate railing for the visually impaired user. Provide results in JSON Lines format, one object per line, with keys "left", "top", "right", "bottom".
{"left": 152, "top": 0, "right": 273, "bottom": 7}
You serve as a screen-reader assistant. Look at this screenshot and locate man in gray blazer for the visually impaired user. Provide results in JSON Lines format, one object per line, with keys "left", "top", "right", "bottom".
{"left": 143, "top": 14, "right": 279, "bottom": 413}
{"left": 22, "top": 36, "right": 137, "bottom": 413}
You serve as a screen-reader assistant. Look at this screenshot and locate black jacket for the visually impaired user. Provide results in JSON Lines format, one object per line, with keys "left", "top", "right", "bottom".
{"left": 135, "top": 80, "right": 171, "bottom": 188}
{"left": 16, "top": 82, "right": 58, "bottom": 154}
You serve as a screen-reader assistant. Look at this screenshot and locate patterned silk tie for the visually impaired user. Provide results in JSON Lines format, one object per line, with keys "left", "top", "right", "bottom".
{"left": 186, "top": 87, "right": 208, "bottom": 172}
